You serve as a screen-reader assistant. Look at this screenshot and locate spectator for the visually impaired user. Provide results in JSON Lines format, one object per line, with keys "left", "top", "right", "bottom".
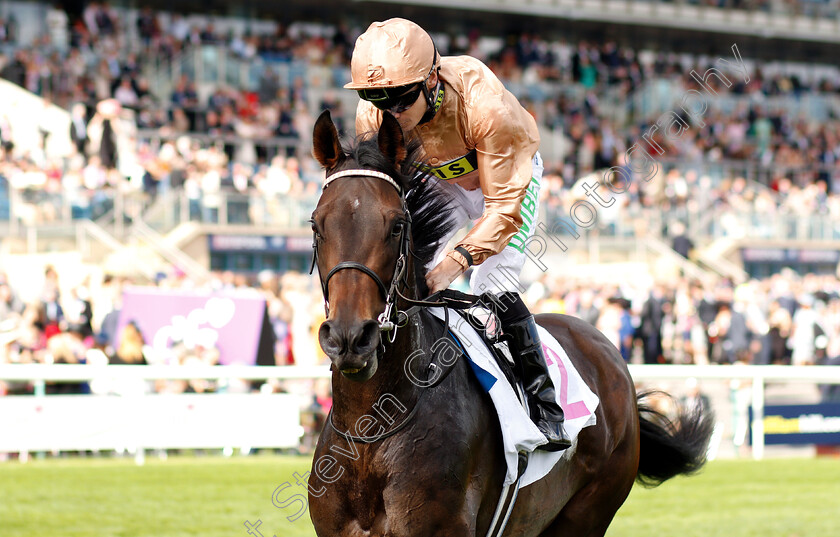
{"left": 765, "top": 299, "right": 792, "bottom": 365}
{"left": 89, "top": 98, "right": 121, "bottom": 171}
{"left": 639, "top": 285, "right": 666, "bottom": 364}
{"left": 712, "top": 301, "right": 751, "bottom": 364}
{"left": 93, "top": 2, "right": 117, "bottom": 37}
{"left": 671, "top": 221, "right": 694, "bottom": 259}
{"left": 13, "top": 301, "right": 42, "bottom": 355}
{"left": 616, "top": 297, "right": 635, "bottom": 363}
{"left": 46, "top": 3, "right": 70, "bottom": 52}
{"left": 595, "top": 296, "right": 634, "bottom": 361}
{"left": 170, "top": 74, "right": 199, "bottom": 109}
{"left": 69, "top": 102, "right": 89, "bottom": 158}
{"left": 167, "top": 13, "right": 190, "bottom": 43}
{"left": 576, "top": 289, "right": 600, "bottom": 326}
{"left": 112, "top": 321, "right": 148, "bottom": 364}
{"left": 42, "top": 286, "right": 64, "bottom": 340}
{"left": 113, "top": 77, "right": 139, "bottom": 107}
{"left": 596, "top": 297, "right": 623, "bottom": 352}
{"left": 97, "top": 276, "right": 123, "bottom": 352}
{"left": 789, "top": 294, "right": 821, "bottom": 366}
{"left": 257, "top": 67, "right": 280, "bottom": 104}
{"left": 0, "top": 50, "right": 26, "bottom": 86}
{"left": 680, "top": 377, "right": 712, "bottom": 415}
{"left": 136, "top": 7, "right": 159, "bottom": 49}
{"left": 64, "top": 285, "right": 94, "bottom": 339}
{"left": 0, "top": 276, "right": 24, "bottom": 326}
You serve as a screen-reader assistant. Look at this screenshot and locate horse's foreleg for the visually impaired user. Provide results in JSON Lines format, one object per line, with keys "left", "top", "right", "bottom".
{"left": 383, "top": 495, "right": 477, "bottom": 537}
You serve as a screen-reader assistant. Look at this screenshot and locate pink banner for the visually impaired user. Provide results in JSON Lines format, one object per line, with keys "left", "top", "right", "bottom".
{"left": 118, "top": 287, "right": 268, "bottom": 365}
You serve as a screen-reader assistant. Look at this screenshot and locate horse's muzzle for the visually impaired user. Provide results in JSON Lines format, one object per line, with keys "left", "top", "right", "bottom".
{"left": 319, "top": 319, "right": 381, "bottom": 381}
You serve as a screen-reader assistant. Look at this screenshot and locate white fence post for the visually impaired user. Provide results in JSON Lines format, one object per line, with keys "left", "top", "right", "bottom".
{"left": 133, "top": 386, "right": 146, "bottom": 466}
{"left": 751, "top": 375, "right": 765, "bottom": 460}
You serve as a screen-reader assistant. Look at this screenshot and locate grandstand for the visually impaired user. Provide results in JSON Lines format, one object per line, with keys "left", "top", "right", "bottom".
{"left": 1, "top": 0, "right": 839, "bottom": 472}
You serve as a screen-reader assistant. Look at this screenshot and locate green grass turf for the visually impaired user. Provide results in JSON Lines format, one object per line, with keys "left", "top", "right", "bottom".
{"left": 607, "top": 458, "right": 840, "bottom": 537}
{"left": 1, "top": 455, "right": 837, "bottom": 536}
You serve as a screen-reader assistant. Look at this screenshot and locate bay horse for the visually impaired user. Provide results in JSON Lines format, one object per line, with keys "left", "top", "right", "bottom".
{"left": 307, "top": 110, "right": 713, "bottom": 537}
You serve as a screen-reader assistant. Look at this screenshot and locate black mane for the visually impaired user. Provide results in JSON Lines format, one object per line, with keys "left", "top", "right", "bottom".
{"left": 348, "top": 136, "right": 458, "bottom": 290}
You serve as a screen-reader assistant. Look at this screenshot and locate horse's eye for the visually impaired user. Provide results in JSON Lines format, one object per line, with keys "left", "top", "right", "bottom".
{"left": 391, "top": 222, "right": 405, "bottom": 238}
{"left": 311, "top": 223, "right": 323, "bottom": 241}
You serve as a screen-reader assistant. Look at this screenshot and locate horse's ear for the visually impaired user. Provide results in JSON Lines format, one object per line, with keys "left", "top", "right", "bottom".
{"left": 377, "top": 113, "right": 407, "bottom": 167}
{"left": 312, "top": 110, "right": 345, "bottom": 169}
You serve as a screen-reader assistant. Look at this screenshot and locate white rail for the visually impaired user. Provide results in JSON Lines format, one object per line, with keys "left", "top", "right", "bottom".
{"left": 630, "top": 364, "right": 840, "bottom": 460}
{"left": 629, "top": 364, "right": 840, "bottom": 382}
{"left": 2, "top": 364, "right": 839, "bottom": 460}
{"left": 0, "top": 364, "right": 331, "bottom": 381}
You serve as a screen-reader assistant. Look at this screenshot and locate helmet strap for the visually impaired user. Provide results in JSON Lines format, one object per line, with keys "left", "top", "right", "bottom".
{"left": 417, "top": 77, "right": 443, "bottom": 126}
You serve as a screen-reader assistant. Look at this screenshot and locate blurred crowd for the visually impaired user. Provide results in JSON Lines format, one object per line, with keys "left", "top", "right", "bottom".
{"left": 0, "top": 3, "right": 837, "bottom": 238}
{"left": 542, "top": 165, "right": 840, "bottom": 240}
{"left": 2, "top": 263, "right": 839, "bottom": 388}
{"left": 528, "top": 269, "right": 840, "bottom": 369}
{"left": 0, "top": 4, "right": 838, "bottom": 182}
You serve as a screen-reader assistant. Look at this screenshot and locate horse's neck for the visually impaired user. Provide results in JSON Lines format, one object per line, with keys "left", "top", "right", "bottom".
{"left": 329, "top": 310, "right": 433, "bottom": 427}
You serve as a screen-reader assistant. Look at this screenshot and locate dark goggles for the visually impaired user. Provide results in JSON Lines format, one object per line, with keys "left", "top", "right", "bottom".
{"left": 357, "top": 84, "right": 423, "bottom": 113}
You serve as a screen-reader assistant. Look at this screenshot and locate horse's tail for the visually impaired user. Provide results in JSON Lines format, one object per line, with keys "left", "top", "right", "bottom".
{"left": 635, "top": 390, "right": 714, "bottom": 488}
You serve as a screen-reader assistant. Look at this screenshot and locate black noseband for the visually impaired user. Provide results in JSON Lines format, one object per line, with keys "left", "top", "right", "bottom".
{"left": 322, "top": 262, "right": 389, "bottom": 303}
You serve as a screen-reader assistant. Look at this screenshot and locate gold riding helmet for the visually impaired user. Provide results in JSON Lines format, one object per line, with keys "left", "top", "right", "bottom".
{"left": 345, "top": 18, "right": 440, "bottom": 113}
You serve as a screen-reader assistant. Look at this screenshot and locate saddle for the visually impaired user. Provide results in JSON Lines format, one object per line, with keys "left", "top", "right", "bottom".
{"left": 425, "top": 289, "right": 526, "bottom": 404}
{"left": 416, "top": 289, "right": 599, "bottom": 481}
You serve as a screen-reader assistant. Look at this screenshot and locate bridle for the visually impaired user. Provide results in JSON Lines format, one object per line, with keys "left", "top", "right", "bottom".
{"left": 310, "top": 166, "right": 474, "bottom": 445}
{"left": 309, "top": 168, "right": 413, "bottom": 340}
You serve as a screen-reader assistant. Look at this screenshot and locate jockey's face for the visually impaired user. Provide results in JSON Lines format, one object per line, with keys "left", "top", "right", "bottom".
{"left": 391, "top": 71, "right": 437, "bottom": 132}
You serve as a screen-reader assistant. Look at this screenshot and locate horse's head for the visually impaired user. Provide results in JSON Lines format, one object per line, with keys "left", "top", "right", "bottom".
{"left": 310, "top": 111, "right": 416, "bottom": 382}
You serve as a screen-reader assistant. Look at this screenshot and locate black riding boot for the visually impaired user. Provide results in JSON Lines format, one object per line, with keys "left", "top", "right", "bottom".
{"left": 491, "top": 293, "right": 572, "bottom": 452}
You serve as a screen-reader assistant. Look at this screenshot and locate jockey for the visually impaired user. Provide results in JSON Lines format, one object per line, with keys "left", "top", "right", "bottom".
{"left": 345, "top": 18, "right": 571, "bottom": 452}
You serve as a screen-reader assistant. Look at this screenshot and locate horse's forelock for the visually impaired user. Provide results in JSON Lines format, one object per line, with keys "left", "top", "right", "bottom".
{"left": 349, "top": 136, "right": 423, "bottom": 193}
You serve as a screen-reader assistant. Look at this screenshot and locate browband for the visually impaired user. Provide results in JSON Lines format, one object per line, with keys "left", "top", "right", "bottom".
{"left": 324, "top": 169, "right": 402, "bottom": 194}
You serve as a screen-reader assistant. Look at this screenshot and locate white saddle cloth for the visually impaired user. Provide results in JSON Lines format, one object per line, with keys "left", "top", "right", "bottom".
{"left": 430, "top": 307, "right": 600, "bottom": 487}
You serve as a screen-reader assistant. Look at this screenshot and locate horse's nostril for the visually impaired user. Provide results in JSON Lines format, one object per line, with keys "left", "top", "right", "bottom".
{"left": 352, "top": 320, "right": 381, "bottom": 354}
{"left": 320, "top": 320, "right": 379, "bottom": 357}
{"left": 318, "top": 322, "right": 331, "bottom": 341}
{"left": 319, "top": 321, "right": 341, "bottom": 354}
